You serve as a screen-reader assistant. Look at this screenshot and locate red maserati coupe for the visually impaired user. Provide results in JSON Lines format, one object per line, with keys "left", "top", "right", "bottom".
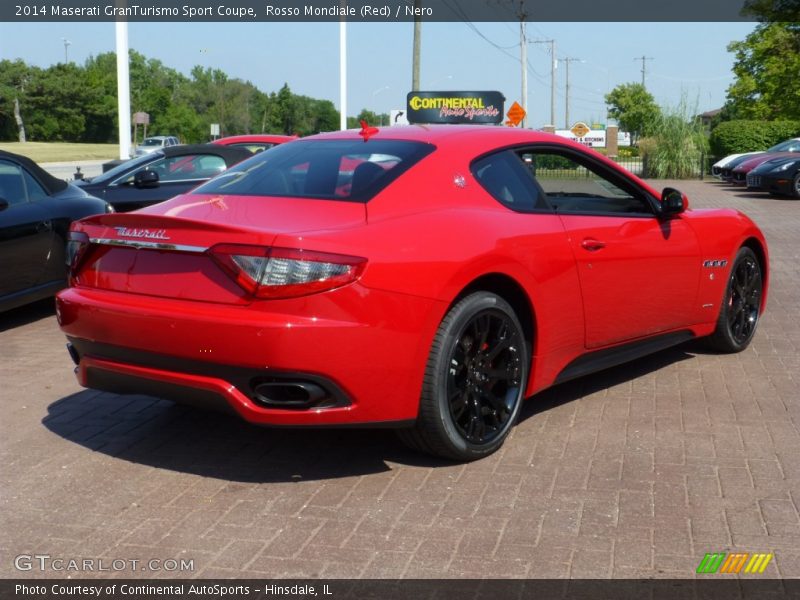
{"left": 56, "top": 125, "right": 768, "bottom": 460}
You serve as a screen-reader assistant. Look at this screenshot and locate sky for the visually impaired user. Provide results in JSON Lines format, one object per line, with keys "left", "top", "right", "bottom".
{"left": 0, "top": 21, "right": 757, "bottom": 128}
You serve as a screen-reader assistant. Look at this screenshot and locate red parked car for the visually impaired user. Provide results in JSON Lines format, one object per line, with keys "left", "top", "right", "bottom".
{"left": 211, "top": 134, "right": 297, "bottom": 154}
{"left": 56, "top": 126, "right": 768, "bottom": 460}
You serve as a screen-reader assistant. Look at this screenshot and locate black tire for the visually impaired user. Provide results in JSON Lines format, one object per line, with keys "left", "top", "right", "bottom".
{"left": 397, "top": 292, "right": 529, "bottom": 461}
{"left": 706, "top": 247, "right": 763, "bottom": 353}
{"left": 792, "top": 172, "right": 800, "bottom": 199}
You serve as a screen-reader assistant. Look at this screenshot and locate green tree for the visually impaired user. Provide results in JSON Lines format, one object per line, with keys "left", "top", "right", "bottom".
{"left": 347, "top": 108, "right": 389, "bottom": 129}
{"left": 25, "top": 63, "right": 92, "bottom": 141}
{"left": 0, "top": 53, "right": 343, "bottom": 143}
{"left": 724, "top": 23, "right": 800, "bottom": 121}
{"left": 604, "top": 83, "right": 661, "bottom": 143}
{"left": 742, "top": 0, "right": 800, "bottom": 21}
{"left": 313, "top": 99, "right": 340, "bottom": 133}
{"left": 82, "top": 53, "right": 119, "bottom": 142}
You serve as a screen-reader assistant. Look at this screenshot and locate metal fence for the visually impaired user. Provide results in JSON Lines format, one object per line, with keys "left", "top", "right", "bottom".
{"left": 527, "top": 153, "right": 717, "bottom": 181}
{"left": 609, "top": 153, "right": 715, "bottom": 180}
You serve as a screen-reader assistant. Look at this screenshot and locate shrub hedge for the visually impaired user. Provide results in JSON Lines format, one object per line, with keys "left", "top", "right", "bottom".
{"left": 710, "top": 120, "right": 800, "bottom": 157}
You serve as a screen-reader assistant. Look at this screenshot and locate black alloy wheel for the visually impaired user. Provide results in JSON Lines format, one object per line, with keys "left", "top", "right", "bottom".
{"left": 707, "top": 247, "right": 763, "bottom": 353}
{"left": 446, "top": 309, "right": 523, "bottom": 445}
{"left": 397, "top": 292, "right": 529, "bottom": 461}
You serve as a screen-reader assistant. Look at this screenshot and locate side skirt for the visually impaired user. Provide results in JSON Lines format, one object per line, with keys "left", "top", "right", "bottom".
{"left": 554, "top": 330, "right": 695, "bottom": 385}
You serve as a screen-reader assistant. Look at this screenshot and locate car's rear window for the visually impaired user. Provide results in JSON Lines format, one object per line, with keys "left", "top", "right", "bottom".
{"left": 193, "top": 139, "right": 435, "bottom": 202}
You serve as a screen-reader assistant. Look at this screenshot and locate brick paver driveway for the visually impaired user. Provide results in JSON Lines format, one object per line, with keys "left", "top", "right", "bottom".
{"left": 2, "top": 180, "right": 798, "bottom": 579}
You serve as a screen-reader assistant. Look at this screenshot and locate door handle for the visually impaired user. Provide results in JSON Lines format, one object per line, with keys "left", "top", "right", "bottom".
{"left": 581, "top": 238, "right": 606, "bottom": 251}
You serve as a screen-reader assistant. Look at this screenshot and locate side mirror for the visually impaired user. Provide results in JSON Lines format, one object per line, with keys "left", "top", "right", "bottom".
{"left": 134, "top": 169, "right": 160, "bottom": 189}
{"left": 0, "top": 198, "right": 9, "bottom": 211}
{"left": 660, "top": 187, "right": 688, "bottom": 217}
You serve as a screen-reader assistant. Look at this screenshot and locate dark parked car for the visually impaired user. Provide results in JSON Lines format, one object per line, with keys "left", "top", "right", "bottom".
{"left": 75, "top": 144, "right": 252, "bottom": 212}
{"left": 747, "top": 155, "right": 800, "bottom": 198}
{"left": 0, "top": 150, "right": 111, "bottom": 312}
{"left": 719, "top": 138, "right": 800, "bottom": 182}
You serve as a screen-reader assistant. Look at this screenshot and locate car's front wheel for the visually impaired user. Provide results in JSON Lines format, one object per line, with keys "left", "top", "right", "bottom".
{"left": 398, "top": 292, "right": 529, "bottom": 461}
{"left": 792, "top": 172, "right": 800, "bottom": 199}
{"left": 706, "top": 246, "right": 763, "bottom": 353}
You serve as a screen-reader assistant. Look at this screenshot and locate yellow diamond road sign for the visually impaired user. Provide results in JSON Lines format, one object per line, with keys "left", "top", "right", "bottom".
{"left": 506, "top": 102, "right": 526, "bottom": 127}
{"left": 570, "top": 122, "right": 591, "bottom": 138}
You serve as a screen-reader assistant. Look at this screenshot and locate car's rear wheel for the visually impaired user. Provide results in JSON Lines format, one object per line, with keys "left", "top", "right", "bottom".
{"left": 397, "top": 292, "right": 528, "bottom": 461}
{"left": 792, "top": 173, "right": 800, "bottom": 199}
{"left": 706, "top": 247, "right": 763, "bottom": 353}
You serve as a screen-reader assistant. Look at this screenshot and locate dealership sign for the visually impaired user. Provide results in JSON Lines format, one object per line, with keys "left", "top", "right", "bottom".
{"left": 555, "top": 128, "right": 631, "bottom": 148}
{"left": 406, "top": 91, "right": 505, "bottom": 124}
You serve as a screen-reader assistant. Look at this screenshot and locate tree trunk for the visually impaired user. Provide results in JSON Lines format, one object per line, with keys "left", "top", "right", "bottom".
{"left": 14, "top": 96, "right": 26, "bottom": 143}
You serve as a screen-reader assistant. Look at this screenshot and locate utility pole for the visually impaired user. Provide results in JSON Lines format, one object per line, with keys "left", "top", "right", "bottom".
{"left": 532, "top": 39, "right": 556, "bottom": 127}
{"left": 559, "top": 57, "right": 582, "bottom": 128}
{"left": 520, "top": 21, "right": 527, "bottom": 128}
{"left": 412, "top": 0, "right": 422, "bottom": 91}
{"left": 61, "top": 37, "right": 71, "bottom": 63}
{"left": 635, "top": 55, "right": 654, "bottom": 89}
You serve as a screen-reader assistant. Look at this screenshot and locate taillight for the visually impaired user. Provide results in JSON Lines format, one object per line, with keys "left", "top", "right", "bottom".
{"left": 209, "top": 244, "right": 366, "bottom": 299}
{"left": 66, "top": 231, "right": 91, "bottom": 283}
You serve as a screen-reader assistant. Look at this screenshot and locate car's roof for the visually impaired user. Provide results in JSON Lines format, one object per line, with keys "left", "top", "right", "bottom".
{"left": 303, "top": 124, "right": 613, "bottom": 162}
{"left": 304, "top": 125, "right": 594, "bottom": 152}
{"left": 213, "top": 134, "right": 297, "bottom": 144}
{"left": 159, "top": 143, "right": 251, "bottom": 162}
{"left": 0, "top": 149, "right": 68, "bottom": 195}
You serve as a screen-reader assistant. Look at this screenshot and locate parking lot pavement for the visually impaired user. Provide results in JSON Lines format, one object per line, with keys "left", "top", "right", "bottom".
{"left": 41, "top": 159, "right": 108, "bottom": 182}
{"left": 1, "top": 180, "right": 799, "bottom": 580}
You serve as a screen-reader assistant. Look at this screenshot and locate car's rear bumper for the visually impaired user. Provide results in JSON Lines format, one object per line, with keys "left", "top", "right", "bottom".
{"left": 56, "top": 285, "right": 444, "bottom": 426}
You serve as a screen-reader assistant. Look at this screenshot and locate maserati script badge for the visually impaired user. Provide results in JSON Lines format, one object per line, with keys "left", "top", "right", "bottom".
{"left": 114, "top": 227, "right": 171, "bottom": 240}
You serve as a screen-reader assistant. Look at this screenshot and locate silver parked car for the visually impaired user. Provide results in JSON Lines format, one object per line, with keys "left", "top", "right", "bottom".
{"left": 134, "top": 135, "right": 180, "bottom": 157}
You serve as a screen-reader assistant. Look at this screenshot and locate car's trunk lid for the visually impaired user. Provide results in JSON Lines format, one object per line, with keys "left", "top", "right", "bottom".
{"left": 71, "top": 193, "right": 366, "bottom": 304}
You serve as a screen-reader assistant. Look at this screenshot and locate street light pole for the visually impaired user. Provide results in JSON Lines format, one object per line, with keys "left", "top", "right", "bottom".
{"left": 412, "top": 0, "right": 422, "bottom": 91}
{"left": 115, "top": 22, "right": 131, "bottom": 159}
{"left": 339, "top": 20, "right": 347, "bottom": 130}
{"left": 520, "top": 21, "right": 527, "bottom": 128}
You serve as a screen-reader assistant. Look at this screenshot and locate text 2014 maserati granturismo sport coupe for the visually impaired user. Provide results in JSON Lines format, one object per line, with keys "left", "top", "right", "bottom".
{"left": 56, "top": 126, "right": 768, "bottom": 461}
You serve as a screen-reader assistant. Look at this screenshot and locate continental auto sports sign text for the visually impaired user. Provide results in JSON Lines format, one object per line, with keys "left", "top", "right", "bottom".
{"left": 406, "top": 91, "right": 504, "bottom": 124}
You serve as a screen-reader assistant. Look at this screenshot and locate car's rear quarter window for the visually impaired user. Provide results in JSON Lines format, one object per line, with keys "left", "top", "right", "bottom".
{"left": 193, "top": 139, "right": 434, "bottom": 202}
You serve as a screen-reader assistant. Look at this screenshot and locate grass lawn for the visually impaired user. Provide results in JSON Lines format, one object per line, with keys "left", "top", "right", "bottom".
{"left": 0, "top": 142, "right": 119, "bottom": 163}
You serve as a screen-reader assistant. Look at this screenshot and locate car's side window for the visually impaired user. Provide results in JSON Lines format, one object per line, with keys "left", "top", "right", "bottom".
{"left": 520, "top": 150, "right": 653, "bottom": 216}
{"left": 21, "top": 169, "right": 48, "bottom": 202}
{"left": 472, "top": 150, "right": 546, "bottom": 212}
{"left": 121, "top": 154, "right": 226, "bottom": 185}
{"left": 0, "top": 160, "right": 28, "bottom": 206}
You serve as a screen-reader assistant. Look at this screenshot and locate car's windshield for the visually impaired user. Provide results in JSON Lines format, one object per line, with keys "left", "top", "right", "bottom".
{"left": 140, "top": 138, "right": 165, "bottom": 147}
{"left": 193, "top": 139, "right": 434, "bottom": 202}
{"left": 84, "top": 153, "right": 157, "bottom": 185}
{"left": 767, "top": 139, "right": 800, "bottom": 152}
